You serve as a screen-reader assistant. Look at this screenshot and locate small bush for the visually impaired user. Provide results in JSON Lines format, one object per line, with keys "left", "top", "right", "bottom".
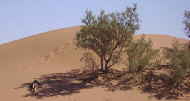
{"left": 80, "top": 52, "right": 98, "bottom": 72}
{"left": 125, "top": 35, "right": 160, "bottom": 79}
{"left": 164, "top": 39, "right": 190, "bottom": 92}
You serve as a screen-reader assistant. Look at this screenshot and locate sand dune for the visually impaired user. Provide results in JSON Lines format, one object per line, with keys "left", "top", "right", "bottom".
{"left": 0, "top": 26, "right": 189, "bottom": 101}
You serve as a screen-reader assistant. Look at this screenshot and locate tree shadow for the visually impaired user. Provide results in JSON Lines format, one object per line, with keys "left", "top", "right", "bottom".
{"left": 141, "top": 70, "right": 190, "bottom": 100}
{"left": 17, "top": 69, "right": 95, "bottom": 99}
{"left": 17, "top": 68, "right": 139, "bottom": 99}
{"left": 101, "top": 69, "right": 138, "bottom": 92}
{"left": 17, "top": 66, "right": 189, "bottom": 100}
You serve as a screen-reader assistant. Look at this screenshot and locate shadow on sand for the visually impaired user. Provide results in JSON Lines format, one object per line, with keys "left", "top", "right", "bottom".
{"left": 17, "top": 69, "right": 138, "bottom": 99}
{"left": 17, "top": 68, "right": 189, "bottom": 100}
{"left": 140, "top": 67, "right": 190, "bottom": 100}
{"left": 17, "top": 69, "right": 93, "bottom": 99}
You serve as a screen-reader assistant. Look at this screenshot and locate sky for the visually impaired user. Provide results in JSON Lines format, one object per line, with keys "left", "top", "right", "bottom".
{"left": 0, "top": 0, "right": 190, "bottom": 44}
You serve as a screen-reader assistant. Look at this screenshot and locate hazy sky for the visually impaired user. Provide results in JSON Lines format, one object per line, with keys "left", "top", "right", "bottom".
{"left": 0, "top": 0, "right": 190, "bottom": 44}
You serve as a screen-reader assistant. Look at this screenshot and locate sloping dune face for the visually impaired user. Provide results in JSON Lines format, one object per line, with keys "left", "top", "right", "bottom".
{"left": 0, "top": 26, "right": 189, "bottom": 101}
{"left": 134, "top": 34, "right": 188, "bottom": 49}
{"left": 0, "top": 26, "right": 81, "bottom": 73}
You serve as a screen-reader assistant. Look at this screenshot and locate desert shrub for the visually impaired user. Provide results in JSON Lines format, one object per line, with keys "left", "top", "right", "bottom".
{"left": 125, "top": 35, "right": 160, "bottom": 80}
{"left": 80, "top": 52, "right": 98, "bottom": 72}
{"left": 164, "top": 39, "right": 190, "bottom": 91}
{"left": 183, "top": 10, "right": 190, "bottom": 38}
{"left": 183, "top": 10, "right": 190, "bottom": 50}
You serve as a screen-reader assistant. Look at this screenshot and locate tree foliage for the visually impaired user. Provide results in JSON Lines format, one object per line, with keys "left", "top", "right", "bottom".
{"left": 125, "top": 35, "right": 160, "bottom": 75}
{"left": 183, "top": 10, "right": 190, "bottom": 38}
{"left": 75, "top": 4, "right": 140, "bottom": 74}
{"left": 164, "top": 39, "right": 190, "bottom": 90}
{"left": 80, "top": 52, "right": 98, "bottom": 72}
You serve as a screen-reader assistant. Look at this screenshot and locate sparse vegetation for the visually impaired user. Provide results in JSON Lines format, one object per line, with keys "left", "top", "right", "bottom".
{"left": 183, "top": 10, "right": 190, "bottom": 38}
{"left": 183, "top": 10, "right": 190, "bottom": 49}
{"left": 125, "top": 35, "right": 160, "bottom": 90}
{"left": 163, "top": 39, "right": 190, "bottom": 93}
{"left": 125, "top": 35, "right": 160, "bottom": 74}
{"left": 74, "top": 5, "right": 190, "bottom": 100}
{"left": 80, "top": 52, "right": 98, "bottom": 72}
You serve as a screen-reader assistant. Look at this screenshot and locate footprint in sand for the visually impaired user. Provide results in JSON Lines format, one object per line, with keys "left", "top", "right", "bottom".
{"left": 37, "top": 42, "right": 71, "bottom": 64}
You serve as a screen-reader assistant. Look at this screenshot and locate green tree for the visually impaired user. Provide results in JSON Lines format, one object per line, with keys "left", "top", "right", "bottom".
{"left": 183, "top": 10, "right": 190, "bottom": 38}
{"left": 125, "top": 35, "right": 160, "bottom": 87}
{"left": 75, "top": 4, "right": 140, "bottom": 74}
{"left": 164, "top": 39, "right": 190, "bottom": 93}
{"left": 183, "top": 10, "right": 190, "bottom": 49}
{"left": 125, "top": 35, "right": 160, "bottom": 74}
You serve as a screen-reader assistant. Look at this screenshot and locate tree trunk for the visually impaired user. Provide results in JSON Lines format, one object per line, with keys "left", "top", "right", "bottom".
{"left": 105, "top": 60, "right": 109, "bottom": 74}
{"left": 101, "top": 57, "right": 104, "bottom": 71}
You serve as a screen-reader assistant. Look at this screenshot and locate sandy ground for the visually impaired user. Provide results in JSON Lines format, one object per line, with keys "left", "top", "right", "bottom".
{"left": 0, "top": 26, "right": 189, "bottom": 101}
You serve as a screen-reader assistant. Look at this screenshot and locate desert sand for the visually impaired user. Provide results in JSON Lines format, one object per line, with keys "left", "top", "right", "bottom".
{"left": 0, "top": 26, "right": 189, "bottom": 101}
